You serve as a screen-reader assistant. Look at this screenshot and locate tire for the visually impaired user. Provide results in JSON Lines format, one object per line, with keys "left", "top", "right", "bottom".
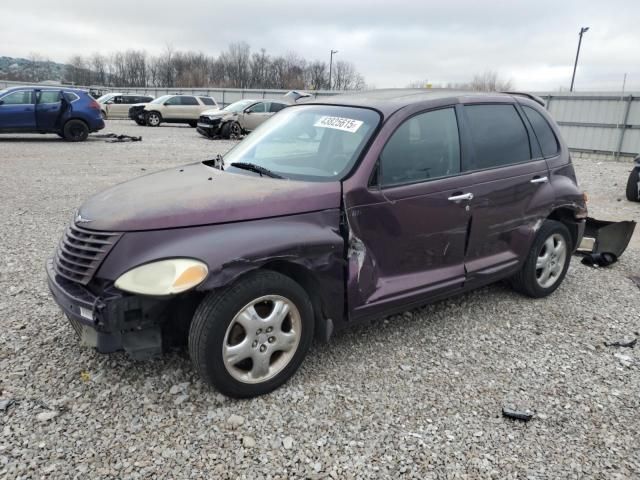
{"left": 626, "top": 167, "right": 640, "bottom": 202}
{"left": 189, "top": 270, "right": 314, "bottom": 398}
{"left": 510, "top": 220, "right": 572, "bottom": 298}
{"left": 188, "top": 121, "right": 197, "bottom": 128}
{"left": 146, "top": 111, "right": 162, "bottom": 127}
{"left": 221, "top": 121, "right": 242, "bottom": 139}
{"left": 62, "top": 119, "right": 89, "bottom": 142}
{"left": 100, "top": 110, "right": 107, "bottom": 120}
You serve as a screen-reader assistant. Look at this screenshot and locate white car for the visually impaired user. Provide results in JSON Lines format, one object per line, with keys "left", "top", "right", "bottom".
{"left": 139, "top": 95, "right": 219, "bottom": 127}
{"left": 96, "top": 93, "right": 154, "bottom": 119}
{"left": 196, "top": 99, "right": 287, "bottom": 138}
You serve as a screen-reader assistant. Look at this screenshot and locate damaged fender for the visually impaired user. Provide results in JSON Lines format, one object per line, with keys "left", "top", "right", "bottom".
{"left": 96, "top": 209, "right": 346, "bottom": 331}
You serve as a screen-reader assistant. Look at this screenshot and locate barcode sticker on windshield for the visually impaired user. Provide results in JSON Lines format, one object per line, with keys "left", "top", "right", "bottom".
{"left": 314, "top": 116, "right": 363, "bottom": 133}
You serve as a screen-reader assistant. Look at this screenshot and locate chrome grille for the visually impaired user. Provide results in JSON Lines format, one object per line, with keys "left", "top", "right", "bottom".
{"left": 54, "top": 224, "right": 121, "bottom": 285}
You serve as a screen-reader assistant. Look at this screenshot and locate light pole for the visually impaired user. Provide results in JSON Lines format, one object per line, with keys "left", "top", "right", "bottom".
{"left": 328, "top": 49, "right": 338, "bottom": 90}
{"left": 570, "top": 27, "right": 589, "bottom": 92}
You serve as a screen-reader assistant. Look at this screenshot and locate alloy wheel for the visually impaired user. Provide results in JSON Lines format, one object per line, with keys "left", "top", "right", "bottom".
{"left": 222, "top": 295, "right": 301, "bottom": 384}
{"left": 535, "top": 233, "right": 567, "bottom": 288}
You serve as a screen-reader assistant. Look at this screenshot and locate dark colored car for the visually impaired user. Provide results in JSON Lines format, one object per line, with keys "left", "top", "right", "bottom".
{"left": 626, "top": 155, "right": 640, "bottom": 202}
{"left": 47, "top": 89, "right": 587, "bottom": 397}
{"left": 0, "top": 86, "right": 105, "bottom": 141}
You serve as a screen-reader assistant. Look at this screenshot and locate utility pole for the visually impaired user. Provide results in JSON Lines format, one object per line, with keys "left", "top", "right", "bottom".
{"left": 570, "top": 27, "right": 589, "bottom": 92}
{"left": 328, "top": 49, "right": 338, "bottom": 90}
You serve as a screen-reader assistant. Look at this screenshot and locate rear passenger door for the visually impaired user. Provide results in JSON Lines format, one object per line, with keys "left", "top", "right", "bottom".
{"left": 35, "top": 90, "right": 63, "bottom": 130}
{"left": 180, "top": 96, "right": 201, "bottom": 118}
{"left": 461, "top": 102, "right": 551, "bottom": 287}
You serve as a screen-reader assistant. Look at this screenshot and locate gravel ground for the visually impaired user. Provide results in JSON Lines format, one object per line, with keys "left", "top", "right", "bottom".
{"left": 1, "top": 122, "right": 639, "bottom": 479}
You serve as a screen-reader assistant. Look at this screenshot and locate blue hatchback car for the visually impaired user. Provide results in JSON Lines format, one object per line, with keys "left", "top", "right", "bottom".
{"left": 0, "top": 86, "right": 105, "bottom": 141}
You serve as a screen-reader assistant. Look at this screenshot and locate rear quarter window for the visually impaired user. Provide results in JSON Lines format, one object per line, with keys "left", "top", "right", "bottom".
{"left": 199, "top": 97, "right": 216, "bottom": 106}
{"left": 522, "top": 105, "right": 559, "bottom": 158}
{"left": 270, "top": 102, "right": 286, "bottom": 113}
{"left": 63, "top": 92, "right": 79, "bottom": 102}
{"left": 463, "top": 104, "right": 531, "bottom": 171}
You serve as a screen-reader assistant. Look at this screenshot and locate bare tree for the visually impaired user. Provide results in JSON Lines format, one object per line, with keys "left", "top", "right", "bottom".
{"left": 332, "top": 60, "right": 366, "bottom": 90}
{"left": 306, "top": 61, "right": 328, "bottom": 90}
{"left": 468, "top": 71, "right": 513, "bottom": 92}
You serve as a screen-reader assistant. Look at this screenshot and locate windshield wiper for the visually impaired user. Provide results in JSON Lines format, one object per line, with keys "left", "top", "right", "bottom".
{"left": 230, "top": 162, "right": 284, "bottom": 179}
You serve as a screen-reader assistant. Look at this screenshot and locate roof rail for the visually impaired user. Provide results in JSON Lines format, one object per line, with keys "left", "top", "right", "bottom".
{"left": 501, "top": 91, "right": 546, "bottom": 108}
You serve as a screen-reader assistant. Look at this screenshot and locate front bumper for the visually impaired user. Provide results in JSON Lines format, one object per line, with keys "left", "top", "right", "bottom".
{"left": 128, "top": 109, "right": 146, "bottom": 121}
{"left": 46, "top": 259, "right": 167, "bottom": 359}
{"left": 196, "top": 117, "right": 222, "bottom": 137}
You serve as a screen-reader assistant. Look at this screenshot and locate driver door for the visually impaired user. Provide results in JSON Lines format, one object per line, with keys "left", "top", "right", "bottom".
{"left": 343, "top": 106, "right": 473, "bottom": 320}
{"left": 242, "top": 102, "right": 270, "bottom": 131}
{"left": 0, "top": 89, "right": 35, "bottom": 130}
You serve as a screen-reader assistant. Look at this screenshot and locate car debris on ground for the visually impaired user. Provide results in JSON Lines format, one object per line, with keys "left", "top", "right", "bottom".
{"left": 502, "top": 406, "right": 534, "bottom": 422}
{"left": 604, "top": 337, "right": 637, "bottom": 348}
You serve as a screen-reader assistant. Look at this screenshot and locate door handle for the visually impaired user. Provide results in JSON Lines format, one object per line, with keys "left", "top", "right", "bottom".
{"left": 530, "top": 176, "right": 548, "bottom": 184}
{"left": 447, "top": 192, "right": 474, "bottom": 202}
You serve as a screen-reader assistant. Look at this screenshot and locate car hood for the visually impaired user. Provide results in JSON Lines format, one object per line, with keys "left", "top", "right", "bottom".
{"left": 201, "top": 108, "right": 224, "bottom": 116}
{"left": 78, "top": 162, "right": 341, "bottom": 232}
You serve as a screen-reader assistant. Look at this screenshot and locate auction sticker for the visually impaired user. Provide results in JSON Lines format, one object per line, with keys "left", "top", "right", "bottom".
{"left": 314, "top": 116, "right": 363, "bottom": 133}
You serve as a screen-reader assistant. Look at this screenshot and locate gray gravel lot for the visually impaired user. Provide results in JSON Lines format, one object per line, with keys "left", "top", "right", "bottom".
{"left": 1, "top": 121, "right": 639, "bottom": 479}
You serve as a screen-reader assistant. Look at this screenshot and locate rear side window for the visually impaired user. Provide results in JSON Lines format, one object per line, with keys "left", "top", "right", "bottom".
{"left": 522, "top": 106, "right": 559, "bottom": 158}
{"left": 270, "top": 102, "right": 286, "bottom": 113}
{"left": 181, "top": 96, "right": 199, "bottom": 106}
{"left": 37, "top": 91, "right": 60, "bottom": 104}
{"left": 380, "top": 107, "right": 460, "bottom": 186}
{"left": 1, "top": 90, "right": 33, "bottom": 105}
{"left": 63, "top": 92, "right": 79, "bottom": 102}
{"left": 199, "top": 97, "right": 215, "bottom": 106}
{"left": 463, "top": 104, "right": 531, "bottom": 170}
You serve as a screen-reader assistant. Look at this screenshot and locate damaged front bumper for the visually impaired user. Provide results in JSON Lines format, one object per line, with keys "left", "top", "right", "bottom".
{"left": 196, "top": 116, "right": 222, "bottom": 137}
{"left": 46, "top": 259, "right": 173, "bottom": 359}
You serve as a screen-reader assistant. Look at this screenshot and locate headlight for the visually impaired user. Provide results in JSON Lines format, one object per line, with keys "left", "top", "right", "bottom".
{"left": 114, "top": 259, "right": 208, "bottom": 296}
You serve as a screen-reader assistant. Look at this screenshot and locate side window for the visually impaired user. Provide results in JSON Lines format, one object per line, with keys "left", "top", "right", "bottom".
{"left": 463, "top": 104, "right": 531, "bottom": 170}
{"left": 380, "top": 108, "right": 460, "bottom": 186}
{"left": 181, "top": 96, "right": 199, "bottom": 106}
{"left": 37, "top": 91, "right": 61, "bottom": 104}
{"left": 63, "top": 92, "right": 79, "bottom": 102}
{"left": 164, "top": 96, "right": 181, "bottom": 106}
{"left": 123, "top": 96, "right": 137, "bottom": 104}
{"left": 143, "top": 97, "right": 153, "bottom": 103}
{"left": 113, "top": 96, "right": 123, "bottom": 104}
{"left": 247, "top": 102, "right": 266, "bottom": 113}
{"left": 270, "top": 102, "right": 286, "bottom": 113}
{"left": 199, "top": 97, "right": 215, "bottom": 106}
{"left": 522, "top": 106, "right": 559, "bottom": 158}
{"left": 1, "top": 90, "right": 33, "bottom": 105}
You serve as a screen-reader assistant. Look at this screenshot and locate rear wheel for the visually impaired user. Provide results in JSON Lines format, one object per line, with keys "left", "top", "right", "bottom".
{"left": 189, "top": 271, "right": 314, "bottom": 398}
{"left": 62, "top": 119, "right": 89, "bottom": 142}
{"left": 146, "top": 111, "right": 162, "bottom": 127}
{"left": 626, "top": 167, "right": 640, "bottom": 202}
{"left": 510, "top": 220, "right": 572, "bottom": 298}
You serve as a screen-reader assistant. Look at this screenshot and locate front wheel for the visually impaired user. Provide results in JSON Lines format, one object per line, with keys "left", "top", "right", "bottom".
{"left": 221, "top": 121, "right": 242, "bottom": 139}
{"left": 189, "top": 271, "right": 314, "bottom": 398}
{"left": 510, "top": 220, "right": 572, "bottom": 298}
{"left": 146, "top": 111, "right": 162, "bottom": 127}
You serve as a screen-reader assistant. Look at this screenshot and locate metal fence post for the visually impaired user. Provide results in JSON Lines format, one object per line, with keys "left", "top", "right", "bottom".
{"left": 615, "top": 95, "right": 633, "bottom": 160}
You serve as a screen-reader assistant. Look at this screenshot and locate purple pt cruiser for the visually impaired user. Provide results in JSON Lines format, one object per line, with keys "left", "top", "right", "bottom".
{"left": 47, "top": 89, "right": 587, "bottom": 397}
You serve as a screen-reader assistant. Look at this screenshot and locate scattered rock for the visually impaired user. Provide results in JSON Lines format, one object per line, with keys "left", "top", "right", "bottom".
{"left": 173, "top": 394, "right": 189, "bottom": 405}
{"left": 282, "top": 436, "right": 294, "bottom": 449}
{"left": 227, "top": 414, "right": 245, "bottom": 428}
{"left": 36, "top": 411, "right": 59, "bottom": 422}
{"left": 502, "top": 406, "right": 534, "bottom": 422}
{"left": 605, "top": 337, "right": 637, "bottom": 348}
{"left": 169, "top": 382, "right": 190, "bottom": 395}
{"left": 242, "top": 436, "right": 256, "bottom": 448}
{"left": 0, "top": 399, "right": 14, "bottom": 412}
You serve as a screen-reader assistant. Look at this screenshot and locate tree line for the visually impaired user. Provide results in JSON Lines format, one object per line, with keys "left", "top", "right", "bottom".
{"left": 5, "top": 43, "right": 367, "bottom": 91}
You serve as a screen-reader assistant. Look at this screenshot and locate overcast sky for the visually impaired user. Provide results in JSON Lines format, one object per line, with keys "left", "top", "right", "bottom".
{"left": 2, "top": 0, "right": 639, "bottom": 92}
